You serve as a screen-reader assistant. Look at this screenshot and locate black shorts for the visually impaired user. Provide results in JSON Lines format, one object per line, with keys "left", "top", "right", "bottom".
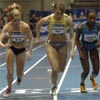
{"left": 10, "top": 46, "right": 26, "bottom": 55}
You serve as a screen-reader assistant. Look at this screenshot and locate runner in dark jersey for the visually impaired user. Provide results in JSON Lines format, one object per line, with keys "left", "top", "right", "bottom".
{"left": 75, "top": 9, "right": 100, "bottom": 93}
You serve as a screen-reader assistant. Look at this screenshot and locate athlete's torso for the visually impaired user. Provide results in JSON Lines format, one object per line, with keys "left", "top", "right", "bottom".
{"left": 48, "top": 14, "right": 67, "bottom": 42}
{"left": 48, "top": 13, "right": 67, "bottom": 35}
{"left": 8, "top": 22, "right": 27, "bottom": 48}
{"left": 82, "top": 22, "right": 98, "bottom": 43}
{"left": 81, "top": 22, "right": 99, "bottom": 50}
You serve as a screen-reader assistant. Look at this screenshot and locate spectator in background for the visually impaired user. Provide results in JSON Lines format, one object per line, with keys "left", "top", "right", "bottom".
{"left": 79, "top": 12, "right": 86, "bottom": 19}
{"left": 73, "top": 14, "right": 77, "bottom": 19}
{"left": 97, "top": 11, "right": 100, "bottom": 18}
{"left": 0, "top": 15, "right": 4, "bottom": 33}
{"left": 29, "top": 14, "right": 41, "bottom": 37}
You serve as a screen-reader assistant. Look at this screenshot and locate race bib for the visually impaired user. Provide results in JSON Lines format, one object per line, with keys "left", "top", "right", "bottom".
{"left": 51, "top": 24, "right": 65, "bottom": 35}
{"left": 11, "top": 32, "right": 25, "bottom": 43}
{"left": 84, "top": 33, "right": 98, "bottom": 42}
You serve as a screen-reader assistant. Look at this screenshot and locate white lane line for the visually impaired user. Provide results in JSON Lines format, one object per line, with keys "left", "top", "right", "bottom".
{"left": 0, "top": 63, "right": 6, "bottom": 67}
{"left": 0, "top": 37, "right": 46, "bottom": 56}
{"left": 53, "top": 58, "right": 72, "bottom": 100}
{"left": 69, "top": 88, "right": 99, "bottom": 93}
{"left": 53, "top": 46, "right": 77, "bottom": 100}
{"left": 13, "top": 88, "right": 99, "bottom": 94}
{"left": 0, "top": 44, "right": 45, "bottom": 68}
{"left": 0, "top": 54, "right": 47, "bottom": 94}
{"left": 0, "top": 52, "right": 5, "bottom": 56}
{"left": 24, "top": 54, "right": 47, "bottom": 75}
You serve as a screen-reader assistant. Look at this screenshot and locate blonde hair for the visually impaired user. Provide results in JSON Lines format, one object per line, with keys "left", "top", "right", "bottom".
{"left": 7, "top": 3, "right": 21, "bottom": 19}
{"left": 10, "top": 9, "right": 21, "bottom": 19}
{"left": 52, "top": 2, "right": 65, "bottom": 14}
{"left": 8, "top": 3, "right": 21, "bottom": 12}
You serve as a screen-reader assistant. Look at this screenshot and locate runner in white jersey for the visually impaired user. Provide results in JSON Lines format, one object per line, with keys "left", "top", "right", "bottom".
{"left": 0, "top": 3, "right": 34, "bottom": 97}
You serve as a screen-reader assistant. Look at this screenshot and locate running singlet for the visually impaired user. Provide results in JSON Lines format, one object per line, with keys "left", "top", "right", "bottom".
{"left": 10, "top": 32, "right": 25, "bottom": 43}
{"left": 82, "top": 22, "right": 99, "bottom": 51}
{"left": 51, "top": 24, "right": 65, "bottom": 34}
{"left": 48, "top": 14, "right": 67, "bottom": 35}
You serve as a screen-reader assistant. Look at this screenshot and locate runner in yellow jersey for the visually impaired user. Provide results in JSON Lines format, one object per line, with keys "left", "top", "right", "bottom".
{"left": 36, "top": 2, "right": 75, "bottom": 95}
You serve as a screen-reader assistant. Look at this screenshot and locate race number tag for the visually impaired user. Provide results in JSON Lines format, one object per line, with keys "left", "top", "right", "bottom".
{"left": 84, "top": 34, "right": 98, "bottom": 42}
{"left": 11, "top": 32, "right": 25, "bottom": 43}
{"left": 51, "top": 24, "right": 65, "bottom": 35}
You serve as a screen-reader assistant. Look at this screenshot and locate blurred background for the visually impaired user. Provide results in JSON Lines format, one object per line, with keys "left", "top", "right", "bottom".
{"left": 0, "top": 0, "right": 100, "bottom": 37}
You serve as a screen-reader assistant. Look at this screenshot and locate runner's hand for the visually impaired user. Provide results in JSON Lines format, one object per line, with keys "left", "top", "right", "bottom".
{"left": 26, "top": 51, "right": 32, "bottom": 60}
{"left": 3, "top": 43, "right": 11, "bottom": 48}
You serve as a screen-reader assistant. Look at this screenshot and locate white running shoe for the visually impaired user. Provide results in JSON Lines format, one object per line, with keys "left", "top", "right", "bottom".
{"left": 50, "top": 84, "right": 57, "bottom": 95}
{"left": 3, "top": 88, "right": 11, "bottom": 98}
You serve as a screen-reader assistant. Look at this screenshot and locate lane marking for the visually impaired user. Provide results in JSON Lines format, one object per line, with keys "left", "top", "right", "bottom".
{"left": 0, "top": 44, "right": 45, "bottom": 68}
{"left": 0, "top": 88, "right": 99, "bottom": 96}
{"left": 53, "top": 46, "right": 77, "bottom": 100}
{"left": 24, "top": 54, "right": 47, "bottom": 75}
{"left": 13, "top": 88, "right": 100, "bottom": 94}
{"left": 0, "top": 37, "right": 46, "bottom": 56}
{"left": 0, "top": 54, "right": 47, "bottom": 94}
{"left": 0, "top": 52, "right": 5, "bottom": 56}
{"left": 0, "top": 63, "right": 6, "bottom": 67}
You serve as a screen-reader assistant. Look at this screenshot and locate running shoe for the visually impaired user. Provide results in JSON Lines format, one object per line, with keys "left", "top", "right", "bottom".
{"left": 3, "top": 88, "right": 11, "bottom": 98}
{"left": 80, "top": 84, "right": 87, "bottom": 93}
{"left": 50, "top": 84, "right": 57, "bottom": 95}
{"left": 90, "top": 77, "right": 98, "bottom": 90}
{"left": 17, "top": 78, "right": 21, "bottom": 85}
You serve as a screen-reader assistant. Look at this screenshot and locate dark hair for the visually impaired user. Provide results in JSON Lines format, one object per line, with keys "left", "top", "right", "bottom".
{"left": 86, "top": 9, "right": 96, "bottom": 17}
{"left": 52, "top": 2, "right": 65, "bottom": 14}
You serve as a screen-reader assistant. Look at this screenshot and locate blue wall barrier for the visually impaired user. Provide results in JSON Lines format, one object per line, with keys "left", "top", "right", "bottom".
{"left": 39, "top": 18, "right": 100, "bottom": 36}
{"left": 30, "top": 9, "right": 100, "bottom": 18}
